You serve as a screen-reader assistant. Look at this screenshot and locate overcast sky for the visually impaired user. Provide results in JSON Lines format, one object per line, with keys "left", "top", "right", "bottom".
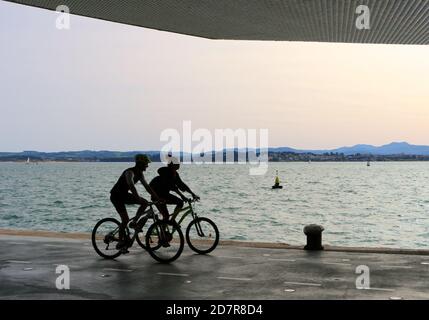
{"left": 1, "top": 1, "right": 428, "bottom": 152}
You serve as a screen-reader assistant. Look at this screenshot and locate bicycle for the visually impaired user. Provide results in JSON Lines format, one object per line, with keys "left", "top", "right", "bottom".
{"left": 136, "top": 198, "right": 219, "bottom": 254}
{"left": 91, "top": 201, "right": 184, "bottom": 263}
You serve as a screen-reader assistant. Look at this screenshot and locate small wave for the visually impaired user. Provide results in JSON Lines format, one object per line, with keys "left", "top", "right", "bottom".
{"left": 418, "top": 232, "right": 429, "bottom": 238}
{"left": 1, "top": 214, "right": 20, "bottom": 220}
{"left": 344, "top": 190, "right": 357, "bottom": 194}
{"left": 31, "top": 209, "right": 47, "bottom": 214}
{"left": 326, "top": 231, "right": 347, "bottom": 236}
{"left": 225, "top": 206, "right": 241, "bottom": 211}
{"left": 228, "top": 235, "right": 247, "bottom": 240}
{"left": 79, "top": 205, "right": 101, "bottom": 210}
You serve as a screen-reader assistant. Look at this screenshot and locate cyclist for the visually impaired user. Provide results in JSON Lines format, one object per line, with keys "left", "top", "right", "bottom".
{"left": 110, "top": 154, "right": 161, "bottom": 253}
{"left": 149, "top": 156, "right": 200, "bottom": 221}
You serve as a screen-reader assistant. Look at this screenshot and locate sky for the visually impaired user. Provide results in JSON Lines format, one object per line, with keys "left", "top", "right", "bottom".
{"left": 1, "top": 1, "right": 428, "bottom": 152}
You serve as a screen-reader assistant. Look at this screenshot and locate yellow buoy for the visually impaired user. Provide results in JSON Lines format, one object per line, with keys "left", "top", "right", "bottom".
{"left": 272, "top": 170, "right": 283, "bottom": 189}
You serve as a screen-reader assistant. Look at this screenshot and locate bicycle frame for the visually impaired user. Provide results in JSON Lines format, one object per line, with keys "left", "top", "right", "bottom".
{"left": 121, "top": 203, "right": 160, "bottom": 246}
{"left": 171, "top": 201, "right": 198, "bottom": 226}
{"left": 170, "top": 200, "right": 206, "bottom": 238}
{"left": 118, "top": 200, "right": 203, "bottom": 244}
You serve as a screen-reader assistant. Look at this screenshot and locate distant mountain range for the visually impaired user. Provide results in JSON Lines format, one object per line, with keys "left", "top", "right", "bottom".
{"left": 269, "top": 142, "right": 429, "bottom": 156}
{"left": 1, "top": 142, "right": 429, "bottom": 162}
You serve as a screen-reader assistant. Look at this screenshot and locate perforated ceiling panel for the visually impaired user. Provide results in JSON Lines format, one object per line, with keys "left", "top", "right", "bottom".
{"left": 4, "top": 0, "right": 429, "bottom": 44}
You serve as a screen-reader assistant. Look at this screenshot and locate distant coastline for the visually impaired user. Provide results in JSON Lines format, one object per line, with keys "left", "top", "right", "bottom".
{"left": 2, "top": 142, "right": 429, "bottom": 163}
{"left": 267, "top": 153, "right": 429, "bottom": 162}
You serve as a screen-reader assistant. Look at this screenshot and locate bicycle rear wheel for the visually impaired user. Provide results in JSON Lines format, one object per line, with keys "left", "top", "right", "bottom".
{"left": 92, "top": 217, "right": 122, "bottom": 259}
{"left": 186, "top": 217, "right": 219, "bottom": 254}
{"left": 145, "top": 220, "right": 184, "bottom": 263}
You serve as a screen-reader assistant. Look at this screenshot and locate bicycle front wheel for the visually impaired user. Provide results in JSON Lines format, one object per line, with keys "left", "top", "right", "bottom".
{"left": 186, "top": 217, "right": 219, "bottom": 254}
{"left": 91, "top": 218, "right": 122, "bottom": 259}
{"left": 145, "top": 220, "right": 184, "bottom": 263}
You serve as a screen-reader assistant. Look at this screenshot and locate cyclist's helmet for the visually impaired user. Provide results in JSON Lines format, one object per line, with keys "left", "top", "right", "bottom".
{"left": 135, "top": 154, "right": 151, "bottom": 165}
{"left": 166, "top": 155, "right": 180, "bottom": 169}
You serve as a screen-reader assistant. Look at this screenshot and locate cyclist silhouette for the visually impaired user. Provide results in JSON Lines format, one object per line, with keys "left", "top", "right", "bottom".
{"left": 149, "top": 156, "right": 200, "bottom": 221}
{"left": 110, "top": 154, "right": 161, "bottom": 253}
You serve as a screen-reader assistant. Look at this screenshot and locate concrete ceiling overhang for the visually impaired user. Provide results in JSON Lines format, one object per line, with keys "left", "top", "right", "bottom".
{"left": 4, "top": 0, "right": 429, "bottom": 44}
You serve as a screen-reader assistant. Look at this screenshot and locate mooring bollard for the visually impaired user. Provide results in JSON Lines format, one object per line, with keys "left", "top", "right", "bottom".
{"left": 303, "top": 224, "right": 324, "bottom": 250}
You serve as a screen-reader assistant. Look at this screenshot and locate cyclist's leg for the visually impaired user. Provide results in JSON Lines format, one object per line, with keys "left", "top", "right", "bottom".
{"left": 136, "top": 197, "right": 149, "bottom": 216}
{"left": 110, "top": 194, "right": 130, "bottom": 244}
{"left": 153, "top": 196, "right": 169, "bottom": 221}
{"left": 122, "top": 192, "right": 147, "bottom": 226}
{"left": 129, "top": 197, "right": 149, "bottom": 229}
{"left": 165, "top": 194, "right": 184, "bottom": 221}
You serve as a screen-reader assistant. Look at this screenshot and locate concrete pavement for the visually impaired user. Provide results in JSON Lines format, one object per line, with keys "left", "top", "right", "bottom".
{"left": 1, "top": 233, "right": 429, "bottom": 300}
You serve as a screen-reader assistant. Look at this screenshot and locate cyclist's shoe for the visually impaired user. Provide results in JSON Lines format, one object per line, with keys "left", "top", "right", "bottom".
{"left": 159, "top": 232, "right": 172, "bottom": 248}
{"left": 116, "top": 241, "right": 130, "bottom": 254}
{"left": 130, "top": 216, "right": 148, "bottom": 231}
{"left": 120, "top": 247, "right": 130, "bottom": 254}
{"left": 137, "top": 217, "right": 148, "bottom": 229}
{"left": 160, "top": 240, "right": 171, "bottom": 248}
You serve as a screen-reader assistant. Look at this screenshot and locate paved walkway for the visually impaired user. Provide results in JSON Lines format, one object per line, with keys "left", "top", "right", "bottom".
{"left": 1, "top": 233, "right": 429, "bottom": 300}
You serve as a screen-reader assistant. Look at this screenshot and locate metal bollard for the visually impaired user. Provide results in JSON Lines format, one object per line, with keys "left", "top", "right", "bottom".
{"left": 303, "top": 224, "right": 324, "bottom": 250}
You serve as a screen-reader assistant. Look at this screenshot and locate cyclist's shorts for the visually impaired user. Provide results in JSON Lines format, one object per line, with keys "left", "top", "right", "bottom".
{"left": 153, "top": 193, "right": 183, "bottom": 206}
{"left": 151, "top": 193, "right": 183, "bottom": 218}
{"left": 110, "top": 192, "right": 140, "bottom": 213}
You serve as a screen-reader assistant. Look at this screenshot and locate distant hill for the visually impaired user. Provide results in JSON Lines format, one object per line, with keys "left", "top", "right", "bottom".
{"left": 331, "top": 142, "right": 429, "bottom": 155}
{"left": 0, "top": 150, "right": 161, "bottom": 162}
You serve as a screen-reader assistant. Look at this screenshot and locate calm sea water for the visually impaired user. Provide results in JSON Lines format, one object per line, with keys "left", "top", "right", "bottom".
{"left": 0, "top": 162, "right": 429, "bottom": 249}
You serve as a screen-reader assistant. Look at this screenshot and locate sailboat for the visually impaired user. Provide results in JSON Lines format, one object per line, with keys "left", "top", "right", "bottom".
{"left": 26, "top": 157, "right": 30, "bottom": 164}
{"left": 367, "top": 160, "right": 370, "bottom": 167}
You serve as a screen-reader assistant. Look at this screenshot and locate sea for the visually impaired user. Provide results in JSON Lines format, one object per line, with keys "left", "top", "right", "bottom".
{"left": 1, "top": 161, "right": 428, "bottom": 249}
